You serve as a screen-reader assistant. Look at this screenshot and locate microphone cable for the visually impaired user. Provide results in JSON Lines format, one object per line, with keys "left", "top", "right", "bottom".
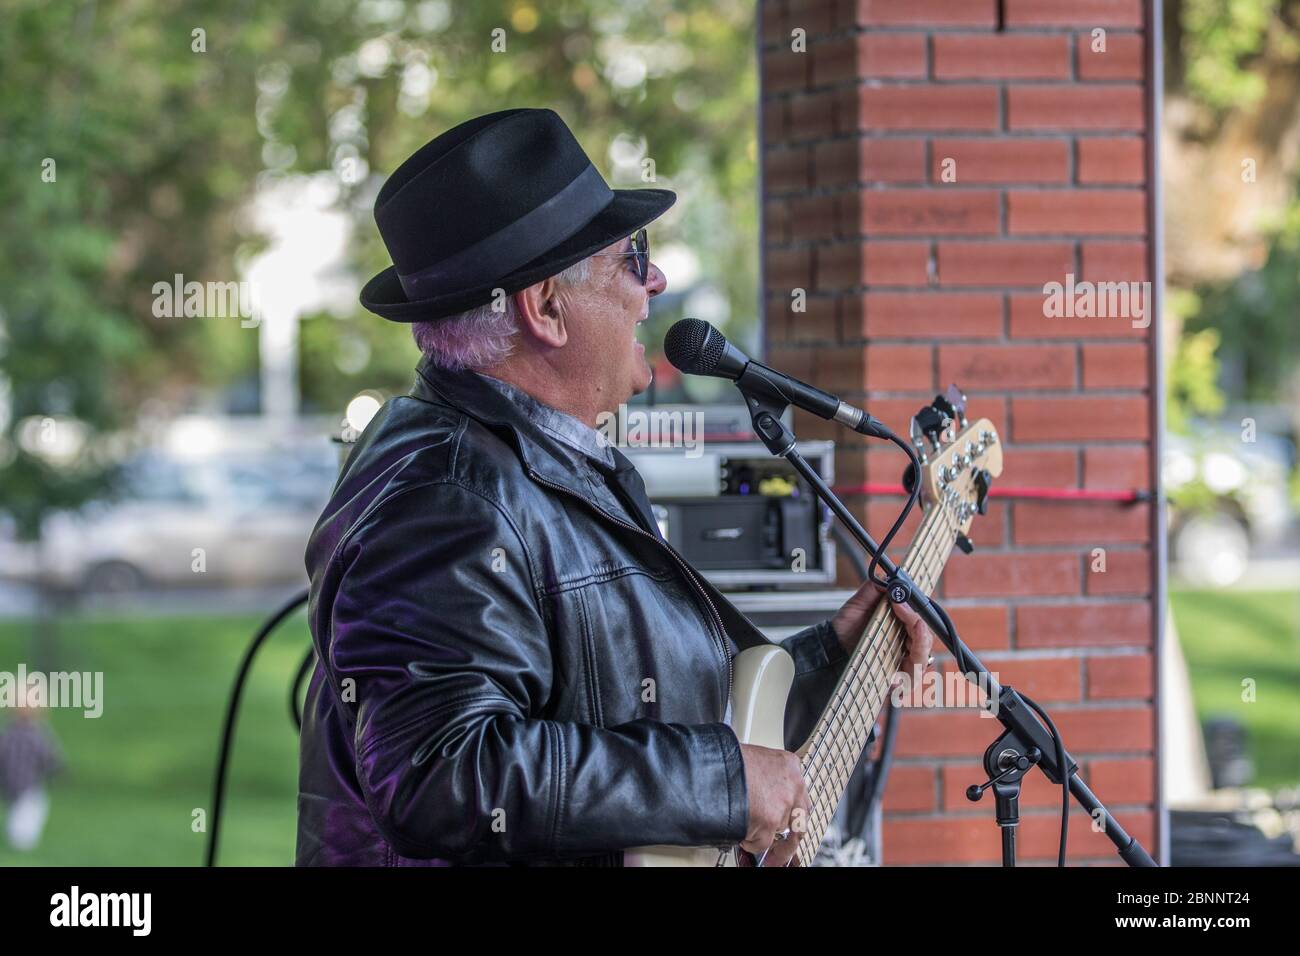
{"left": 863, "top": 426, "right": 922, "bottom": 590}
{"left": 1019, "top": 688, "right": 1071, "bottom": 866}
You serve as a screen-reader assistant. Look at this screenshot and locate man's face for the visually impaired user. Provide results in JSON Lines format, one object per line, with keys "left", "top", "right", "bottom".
{"left": 554, "top": 234, "right": 666, "bottom": 412}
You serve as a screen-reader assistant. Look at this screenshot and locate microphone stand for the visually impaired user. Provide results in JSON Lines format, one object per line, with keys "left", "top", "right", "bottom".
{"left": 738, "top": 386, "right": 1158, "bottom": 868}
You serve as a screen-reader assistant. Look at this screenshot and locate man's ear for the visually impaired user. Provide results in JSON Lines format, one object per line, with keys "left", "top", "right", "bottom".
{"left": 513, "top": 276, "right": 566, "bottom": 349}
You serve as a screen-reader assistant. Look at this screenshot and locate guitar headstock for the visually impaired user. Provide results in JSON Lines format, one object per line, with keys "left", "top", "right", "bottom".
{"left": 910, "top": 385, "right": 1004, "bottom": 536}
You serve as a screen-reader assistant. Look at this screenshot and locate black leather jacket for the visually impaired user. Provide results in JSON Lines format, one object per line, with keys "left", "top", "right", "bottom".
{"left": 295, "top": 357, "right": 849, "bottom": 866}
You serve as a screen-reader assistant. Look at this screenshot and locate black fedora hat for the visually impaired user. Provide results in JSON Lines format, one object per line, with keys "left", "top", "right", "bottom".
{"left": 360, "top": 108, "right": 675, "bottom": 322}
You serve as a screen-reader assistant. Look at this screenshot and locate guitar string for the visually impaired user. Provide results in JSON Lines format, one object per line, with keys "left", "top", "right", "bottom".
{"left": 798, "top": 515, "right": 948, "bottom": 842}
{"left": 795, "top": 493, "right": 963, "bottom": 853}
{"left": 795, "top": 586, "right": 928, "bottom": 857}
{"left": 798, "top": 543, "right": 934, "bottom": 835}
{"left": 792, "top": 599, "right": 925, "bottom": 839}
{"left": 725, "top": 468, "right": 958, "bottom": 864}
{"left": 802, "top": 492, "right": 957, "bottom": 783}
{"left": 804, "top": 491, "right": 963, "bottom": 841}
{"left": 764, "top": 447, "right": 982, "bottom": 860}
{"left": 795, "top": 499, "right": 957, "bottom": 863}
{"left": 807, "top": 496, "right": 960, "bottom": 813}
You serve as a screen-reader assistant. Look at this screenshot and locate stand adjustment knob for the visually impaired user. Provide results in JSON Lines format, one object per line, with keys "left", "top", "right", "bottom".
{"left": 965, "top": 750, "right": 1040, "bottom": 802}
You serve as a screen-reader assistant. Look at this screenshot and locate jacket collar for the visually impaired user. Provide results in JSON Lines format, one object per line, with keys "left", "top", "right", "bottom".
{"left": 471, "top": 370, "right": 617, "bottom": 471}
{"left": 409, "top": 356, "right": 623, "bottom": 510}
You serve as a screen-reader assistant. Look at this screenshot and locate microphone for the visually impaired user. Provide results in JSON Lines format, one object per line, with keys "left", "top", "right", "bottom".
{"left": 663, "top": 318, "right": 890, "bottom": 438}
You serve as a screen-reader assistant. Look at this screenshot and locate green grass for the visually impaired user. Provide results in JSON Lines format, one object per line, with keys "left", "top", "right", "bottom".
{"left": 0, "top": 589, "right": 1294, "bottom": 866}
{"left": 1170, "top": 587, "right": 1300, "bottom": 790}
{"left": 0, "top": 611, "right": 306, "bottom": 866}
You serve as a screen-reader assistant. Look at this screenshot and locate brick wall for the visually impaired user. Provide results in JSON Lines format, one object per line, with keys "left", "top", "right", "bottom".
{"left": 759, "top": 0, "right": 1160, "bottom": 864}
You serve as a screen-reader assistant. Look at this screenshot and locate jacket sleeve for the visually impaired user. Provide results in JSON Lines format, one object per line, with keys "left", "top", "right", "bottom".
{"left": 324, "top": 480, "right": 748, "bottom": 863}
{"left": 779, "top": 619, "right": 850, "bottom": 752}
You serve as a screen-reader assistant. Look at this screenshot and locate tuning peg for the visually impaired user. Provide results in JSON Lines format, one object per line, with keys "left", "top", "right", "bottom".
{"left": 973, "top": 467, "right": 992, "bottom": 515}
{"left": 913, "top": 403, "right": 948, "bottom": 451}
{"left": 944, "top": 384, "right": 968, "bottom": 428}
{"left": 908, "top": 419, "right": 930, "bottom": 463}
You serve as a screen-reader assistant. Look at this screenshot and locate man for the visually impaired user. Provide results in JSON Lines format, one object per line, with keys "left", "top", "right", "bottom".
{"left": 296, "top": 108, "right": 935, "bottom": 867}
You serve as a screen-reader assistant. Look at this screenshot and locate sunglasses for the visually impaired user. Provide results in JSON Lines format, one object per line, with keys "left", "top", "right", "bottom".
{"left": 591, "top": 227, "right": 649, "bottom": 285}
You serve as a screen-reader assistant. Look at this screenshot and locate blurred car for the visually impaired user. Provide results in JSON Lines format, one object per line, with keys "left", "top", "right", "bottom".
{"left": 26, "top": 446, "right": 336, "bottom": 593}
{"left": 1164, "top": 422, "right": 1296, "bottom": 587}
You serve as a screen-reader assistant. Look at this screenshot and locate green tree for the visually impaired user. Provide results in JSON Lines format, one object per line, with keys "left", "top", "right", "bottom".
{"left": 1, "top": 0, "right": 760, "bottom": 532}
{"left": 1163, "top": 0, "right": 1300, "bottom": 439}
{"left": 0, "top": 0, "right": 371, "bottom": 534}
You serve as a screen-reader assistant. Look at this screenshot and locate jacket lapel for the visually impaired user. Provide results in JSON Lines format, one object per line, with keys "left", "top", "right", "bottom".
{"left": 408, "top": 358, "right": 772, "bottom": 653}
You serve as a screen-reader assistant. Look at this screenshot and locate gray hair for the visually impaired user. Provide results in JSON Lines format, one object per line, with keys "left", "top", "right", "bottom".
{"left": 412, "top": 257, "right": 592, "bottom": 371}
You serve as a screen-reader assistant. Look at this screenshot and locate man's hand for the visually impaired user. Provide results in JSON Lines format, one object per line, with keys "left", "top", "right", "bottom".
{"left": 738, "top": 743, "right": 809, "bottom": 867}
{"left": 831, "top": 578, "right": 938, "bottom": 681}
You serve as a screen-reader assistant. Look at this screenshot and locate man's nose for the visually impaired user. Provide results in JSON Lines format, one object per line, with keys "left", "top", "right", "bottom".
{"left": 646, "top": 260, "right": 667, "bottom": 297}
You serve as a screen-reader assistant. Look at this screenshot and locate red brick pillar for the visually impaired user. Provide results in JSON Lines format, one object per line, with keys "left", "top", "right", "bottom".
{"left": 760, "top": 0, "right": 1160, "bottom": 864}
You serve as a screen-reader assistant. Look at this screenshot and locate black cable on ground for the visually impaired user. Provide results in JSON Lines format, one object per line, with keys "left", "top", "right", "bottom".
{"left": 205, "top": 588, "right": 309, "bottom": 868}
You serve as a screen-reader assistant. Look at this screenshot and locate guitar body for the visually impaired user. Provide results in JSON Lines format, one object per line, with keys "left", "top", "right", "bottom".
{"left": 622, "top": 643, "right": 795, "bottom": 866}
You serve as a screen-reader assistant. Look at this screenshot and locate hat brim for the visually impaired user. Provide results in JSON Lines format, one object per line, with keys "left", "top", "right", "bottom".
{"left": 359, "top": 187, "right": 676, "bottom": 322}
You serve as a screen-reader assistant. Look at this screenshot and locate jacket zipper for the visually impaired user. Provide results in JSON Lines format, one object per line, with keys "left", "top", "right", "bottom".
{"left": 527, "top": 470, "right": 734, "bottom": 719}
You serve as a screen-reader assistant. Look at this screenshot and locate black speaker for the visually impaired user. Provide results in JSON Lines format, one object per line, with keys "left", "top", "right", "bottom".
{"left": 627, "top": 440, "right": 836, "bottom": 589}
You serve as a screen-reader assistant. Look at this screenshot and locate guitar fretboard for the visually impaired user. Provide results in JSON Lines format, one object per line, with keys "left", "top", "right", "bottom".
{"left": 794, "top": 501, "right": 958, "bottom": 865}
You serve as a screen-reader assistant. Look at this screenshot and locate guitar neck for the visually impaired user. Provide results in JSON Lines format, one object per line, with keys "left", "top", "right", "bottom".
{"left": 795, "top": 501, "right": 957, "bottom": 865}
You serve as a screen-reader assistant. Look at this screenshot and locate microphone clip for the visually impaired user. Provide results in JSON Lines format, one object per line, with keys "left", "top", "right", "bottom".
{"left": 885, "top": 575, "right": 911, "bottom": 606}
{"left": 746, "top": 401, "right": 796, "bottom": 458}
